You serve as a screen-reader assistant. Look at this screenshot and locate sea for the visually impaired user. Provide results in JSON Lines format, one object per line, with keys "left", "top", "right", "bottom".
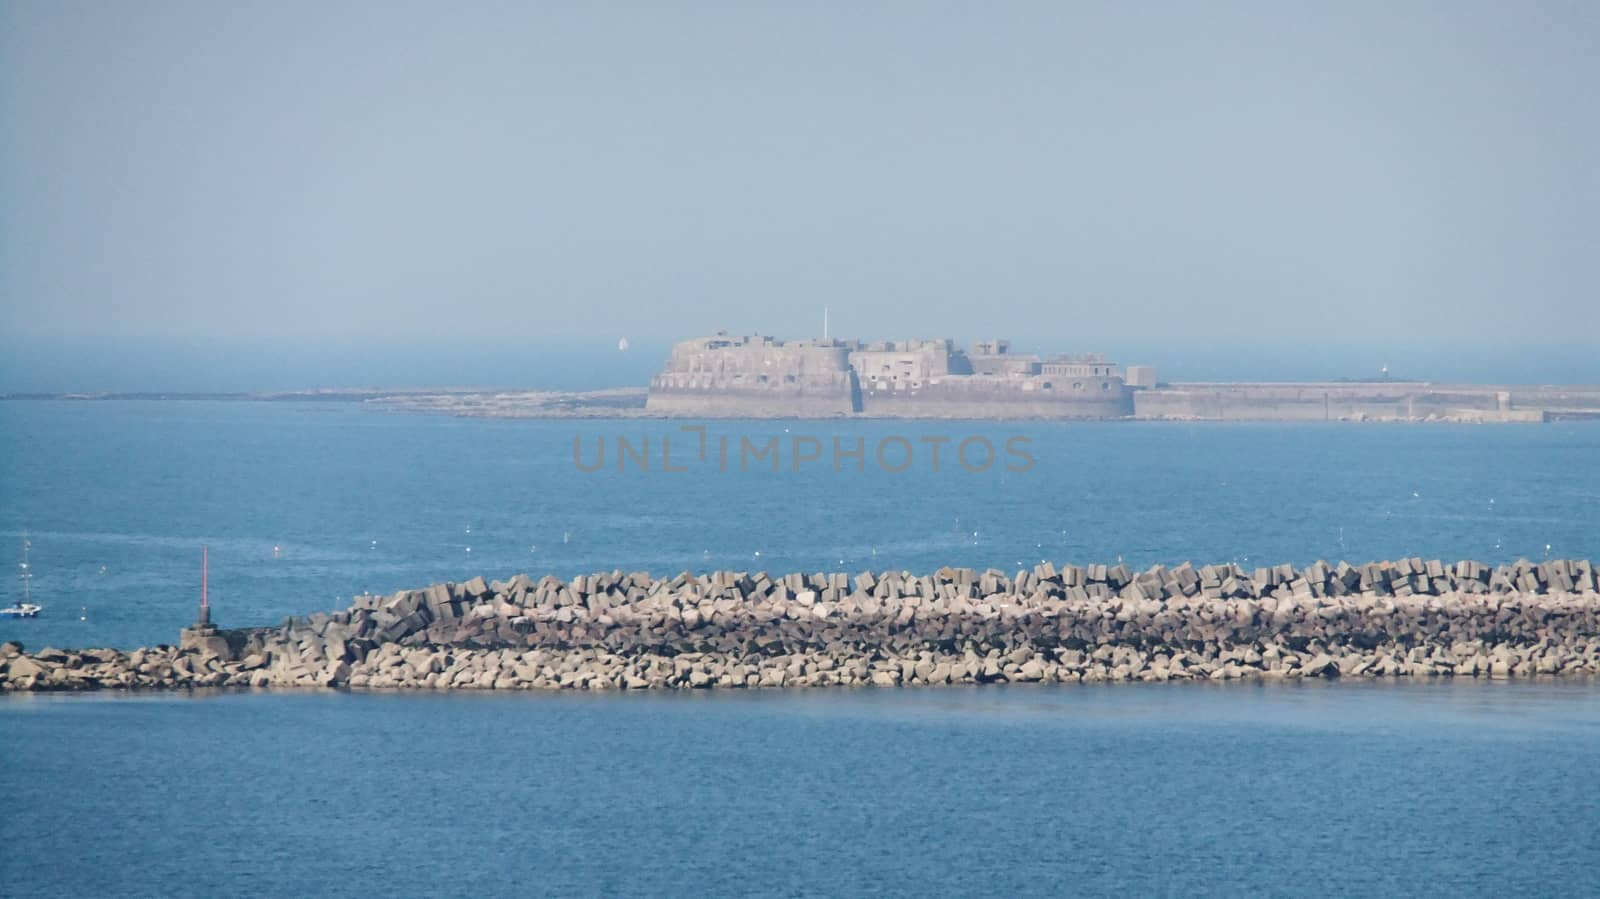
{"left": 3, "top": 401, "right": 1600, "bottom": 896}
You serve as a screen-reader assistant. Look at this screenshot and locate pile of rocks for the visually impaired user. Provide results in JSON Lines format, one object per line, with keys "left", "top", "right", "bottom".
{"left": 4, "top": 558, "right": 1599, "bottom": 692}
{"left": 0, "top": 642, "right": 268, "bottom": 691}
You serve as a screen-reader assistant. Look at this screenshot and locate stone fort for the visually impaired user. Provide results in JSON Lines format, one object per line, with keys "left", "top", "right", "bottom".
{"left": 647, "top": 332, "right": 1133, "bottom": 418}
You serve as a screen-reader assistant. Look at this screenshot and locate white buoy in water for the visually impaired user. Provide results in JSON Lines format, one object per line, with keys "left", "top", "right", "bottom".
{"left": 618, "top": 337, "right": 630, "bottom": 351}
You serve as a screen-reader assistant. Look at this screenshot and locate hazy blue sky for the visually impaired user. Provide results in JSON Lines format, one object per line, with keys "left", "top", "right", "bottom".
{"left": 1, "top": 1, "right": 1596, "bottom": 389}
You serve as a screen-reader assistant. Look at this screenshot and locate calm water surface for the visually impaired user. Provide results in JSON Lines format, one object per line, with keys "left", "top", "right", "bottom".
{"left": 4, "top": 403, "right": 1600, "bottom": 895}
{"left": 3, "top": 401, "right": 1597, "bottom": 648}
{"left": 3, "top": 682, "right": 1599, "bottom": 897}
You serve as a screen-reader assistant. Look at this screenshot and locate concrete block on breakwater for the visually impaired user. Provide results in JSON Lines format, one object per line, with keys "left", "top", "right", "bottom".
{"left": 4, "top": 558, "right": 1600, "bottom": 692}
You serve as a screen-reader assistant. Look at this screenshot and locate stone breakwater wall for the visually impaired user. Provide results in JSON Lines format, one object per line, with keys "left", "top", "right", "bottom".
{"left": 4, "top": 558, "right": 1600, "bottom": 692}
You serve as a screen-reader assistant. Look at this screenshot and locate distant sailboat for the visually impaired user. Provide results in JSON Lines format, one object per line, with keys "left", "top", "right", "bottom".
{"left": 1, "top": 535, "right": 41, "bottom": 618}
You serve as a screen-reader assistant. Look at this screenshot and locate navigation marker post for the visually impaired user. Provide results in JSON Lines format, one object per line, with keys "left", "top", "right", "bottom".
{"left": 199, "top": 543, "right": 209, "bottom": 626}
{"left": 180, "top": 543, "right": 232, "bottom": 660}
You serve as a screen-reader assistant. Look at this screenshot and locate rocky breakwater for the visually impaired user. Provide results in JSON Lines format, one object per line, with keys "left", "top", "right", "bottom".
{"left": 4, "top": 558, "right": 1600, "bottom": 692}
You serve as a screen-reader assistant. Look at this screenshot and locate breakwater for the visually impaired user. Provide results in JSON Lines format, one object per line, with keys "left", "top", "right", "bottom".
{"left": 4, "top": 558, "right": 1600, "bottom": 692}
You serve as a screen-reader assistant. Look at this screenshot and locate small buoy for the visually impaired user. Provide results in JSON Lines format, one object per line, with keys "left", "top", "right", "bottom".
{"left": 465, "top": 546, "right": 472, "bottom": 554}
{"left": 273, "top": 545, "right": 280, "bottom": 559}
{"left": 618, "top": 337, "right": 630, "bottom": 352}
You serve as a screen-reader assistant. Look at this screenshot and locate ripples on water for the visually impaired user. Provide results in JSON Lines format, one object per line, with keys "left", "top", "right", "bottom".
{"left": 3, "top": 402, "right": 1597, "bottom": 648}
{"left": 2, "top": 683, "right": 1599, "bottom": 897}
{"left": 3, "top": 405, "right": 1600, "bottom": 896}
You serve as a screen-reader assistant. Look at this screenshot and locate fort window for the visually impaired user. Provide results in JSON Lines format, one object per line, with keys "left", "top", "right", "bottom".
{"left": 1042, "top": 382, "right": 1053, "bottom": 390}
{"left": 1073, "top": 381, "right": 1083, "bottom": 390}
{"left": 1101, "top": 381, "right": 1109, "bottom": 390}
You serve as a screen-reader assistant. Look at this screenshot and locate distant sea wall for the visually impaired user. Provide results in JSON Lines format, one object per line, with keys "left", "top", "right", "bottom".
{"left": 1133, "top": 383, "right": 1600, "bottom": 422}
{"left": 4, "top": 558, "right": 1600, "bottom": 692}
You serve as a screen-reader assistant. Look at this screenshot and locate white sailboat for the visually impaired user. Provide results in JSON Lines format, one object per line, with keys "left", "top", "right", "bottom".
{"left": 1, "top": 535, "right": 41, "bottom": 618}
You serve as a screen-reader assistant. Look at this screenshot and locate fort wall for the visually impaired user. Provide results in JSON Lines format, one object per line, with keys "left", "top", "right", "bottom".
{"left": 641, "top": 334, "right": 1600, "bottom": 422}
{"left": 646, "top": 334, "right": 858, "bottom": 416}
{"left": 859, "top": 375, "right": 1132, "bottom": 418}
{"left": 646, "top": 332, "right": 1134, "bottom": 418}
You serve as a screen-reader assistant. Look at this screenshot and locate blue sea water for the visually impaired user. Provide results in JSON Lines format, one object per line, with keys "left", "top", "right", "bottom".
{"left": 4, "top": 402, "right": 1600, "bottom": 897}
{"left": 3, "top": 683, "right": 1599, "bottom": 897}
{"left": 2, "top": 401, "right": 1598, "bottom": 649}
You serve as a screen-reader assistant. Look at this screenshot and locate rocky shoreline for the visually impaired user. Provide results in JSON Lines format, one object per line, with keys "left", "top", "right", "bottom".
{"left": 4, "top": 558, "right": 1600, "bottom": 692}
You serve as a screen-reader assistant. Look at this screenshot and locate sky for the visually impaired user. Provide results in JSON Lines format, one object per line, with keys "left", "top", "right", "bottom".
{"left": 1, "top": 1, "right": 1596, "bottom": 390}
